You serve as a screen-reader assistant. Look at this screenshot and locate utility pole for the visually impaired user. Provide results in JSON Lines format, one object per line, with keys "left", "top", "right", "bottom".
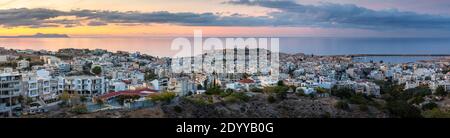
{"left": 9, "top": 89, "right": 12, "bottom": 117}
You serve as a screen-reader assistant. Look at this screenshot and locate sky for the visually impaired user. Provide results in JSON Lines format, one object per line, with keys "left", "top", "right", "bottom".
{"left": 0, "top": 0, "right": 450, "bottom": 37}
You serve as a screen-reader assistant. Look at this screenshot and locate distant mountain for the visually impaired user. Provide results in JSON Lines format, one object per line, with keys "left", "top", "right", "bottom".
{"left": 0, "top": 33, "right": 69, "bottom": 38}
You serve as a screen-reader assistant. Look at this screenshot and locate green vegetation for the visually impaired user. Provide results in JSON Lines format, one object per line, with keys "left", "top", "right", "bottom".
{"left": 263, "top": 81, "right": 290, "bottom": 100}
{"left": 422, "top": 108, "right": 450, "bottom": 118}
{"left": 277, "top": 80, "right": 285, "bottom": 86}
{"left": 421, "top": 102, "right": 438, "bottom": 111}
{"left": 144, "top": 71, "right": 157, "bottom": 81}
{"left": 95, "top": 98, "right": 104, "bottom": 106}
{"left": 91, "top": 66, "right": 102, "bottom": 75}
{"left": 385, "top": 100, "right": 422, "bottom": 118}
{"left": 263, "top": 86, "right": 289, "bottom": 94}
{"left": 331, "top": 86, "right": 354, "bottom": 99}
{"left": 205, "top": 86, "right": 222, "bottom": 95}
{"left": 315, "top": 87, "right": 328, "bottom": 94}
{"left": 359, "top": 104, "right": 369, "bottom": 111}
{"left": 174, "top": 105, "right": 183, "bottom": 113}
{"left": 184, "top": 96, "right": 213, "bottom": 105}
{"left": 80, "top": 96, "right": 88, "bottom": 103}
{"left": 296, "top": 91, "right": 307, "bottom": 97}
{"left": 149, "top": 92, "right": 176, "bottom": 103}
{"left": 59, "top": 91, "right": 71, "bottom": 106}
{"left": 0, "top": 61, "right": 17, "bottom": 68}
{"left": 267, "top": 95, "right": 276, "bottom": 103}
{"left": 435, "top": 86, "right": 448, "bottom": 96}
{"left": 348, "top": 94, "right": 372, "bottom": 105}
{"left": 335, "top": 100, "right": 350, "bottom": 111}
{"left": 71, "top": 104, "right": 88, "bottom": 114}
{"left": 376, "top": 81, "right": 432, "bottom": 118}
{"left": 117, "top": 95, "right": 140, "bottom": 105}
{"left": 250, "top": 87, "right": 263, "bottom": 93}
{"left": 224, "top": 92, "right": 250, "bottom": 103}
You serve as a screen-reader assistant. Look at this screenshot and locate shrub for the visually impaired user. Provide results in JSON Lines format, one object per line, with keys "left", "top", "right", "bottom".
{"left": 174, "top": 105, "right": 183, "bottom": 113}
{"left": 435, "top": 86, "right": 448, "bottom": 96}
{"left": 386, "top": 100, "right": 422, "bottom": 118}
{"left": 296, "top": 91, "right": 306, "bottom": 97}
{"left": 359, "top": 104, "right": 369, "bottom": 111}
{"left": 331, "top": 86, "right": 354, "bottom": 99}
{"left": 219, "top": 91, "right": 232, "bottom": 97}
{"left": 117, "top": 95, "right": 141, "bottom": 105}
{"left": 250, "top": 87, "right": 263, "bottom": 93}
{"left": 315, "top": 87, "right": 328, "bottom": 94}
{"left": 91, "top": 66, "right": 102, "bottom": 75}
{"left": 149, "top": 92, "right": 176, "bottom": 103}
{"left": 80, "top": 96, "right": 88, "bottom": 103}
{"left": 95, "top": 98, "right": 104, "bottom": 105}
{"left": 225, "top": 92, "right": 250, "bottom": 103}
{"left": 205, "top": 86, "right": 222, "bottom": 95}
{"left": 422, "top": 102, "right": 438, "bottom": 111}
{"left": 186, "top": 97, "right": 210, "bottom": 105}
{"left": 71, "top": 104, "right": 88, "bottom": 114}
{"left": 267, "top": 95, "right": 276, "bottom": 103}
{"left": 335, "top": 100, "right": 350, "bottom": 111}
{"left": 422, "top": 108, "right": 450, "bottom": 118}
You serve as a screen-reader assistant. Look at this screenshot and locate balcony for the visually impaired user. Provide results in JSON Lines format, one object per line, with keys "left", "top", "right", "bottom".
{"left": 0, "top": 91, "right": 21, "bottom": 98}
{"left": 0, "top": 104, "right": 21, "bottom": 113}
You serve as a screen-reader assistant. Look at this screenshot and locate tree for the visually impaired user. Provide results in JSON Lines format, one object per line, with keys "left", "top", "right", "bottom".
{"left": 117, "top": 95, "right": 140, "bottom": 105}
{"left": 359, "top": 104, "right": 369, "bottom": 111}
{"left": 71, "top": 104, "right": 88, "bottom": 114}
{"left": 145, "top": 71, "right": 157, "bottom": 81}
{"left": 331, "top": 86, "right": 354, "bottom": 99}
{"left": 80, "top": 96, "right": 88, "bottom": 103}
{"left": 148, "top": 92, "right": 176, "bottom": 103}
{"left": 242, "top": 73, "right": 250, "bottom": 79}
{"left": 267, "top": 95, "right": 276, "bottom": 103}
{"left": 59, "top": 91, "right": 70, "bottom": 105}
{"left": 95, "top": 98, "right": 104, "bottom": 106}
{"left": 435, "top": 86, "right": 447, "bottom": 96}
{"left": 205, "top": 86, "right": 222, "bottom": 95}
{"left": 296, "top": 89, "right": 307, "bottom": 97}
{"left": 422, "top": 108, "right": 450, "bottom": 118}
{"left": 91, "top": 66, "right": 102, "bottom": 75}
{"left": 335, "top": 100, "right": 350, "bottom": 111}
{"left": 315, "top": 87, "right": 328, "bottom": 94}
{"left": 277, "top": 80, "right": 285, "bottom": 86}
{"left": 422, "top": 102, "right": 438, "bottom": 111}
{"left": 386, "top": 100, "right": 422, "bottom": 118}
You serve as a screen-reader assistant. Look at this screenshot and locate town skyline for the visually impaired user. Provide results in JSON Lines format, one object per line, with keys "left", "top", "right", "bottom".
{"left": 0, "top": 0, "right": 450, "bottom": 37}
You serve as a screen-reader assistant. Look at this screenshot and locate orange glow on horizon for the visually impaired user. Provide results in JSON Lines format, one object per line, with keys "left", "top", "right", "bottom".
{"left": 0, "top": 24, "right": 329, "bottom": 37}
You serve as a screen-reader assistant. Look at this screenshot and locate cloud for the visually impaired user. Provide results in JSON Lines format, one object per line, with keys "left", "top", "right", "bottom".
{"left": 68, "top": 10, "right": 272, "bottom": 26}
{"left": 0, "top": 8, "right": 63, "bottom": 27}
{"left": 1, "top": 1, "right": 450, "bottom": 31}
{"left": 0, "top": 8, "right": 272, "bottom": 28}
{"left": 225, "top": 0, "right": 450, "bottom": 30}
{"left": 87, "top": 21, "right": 108, "bottom": 26}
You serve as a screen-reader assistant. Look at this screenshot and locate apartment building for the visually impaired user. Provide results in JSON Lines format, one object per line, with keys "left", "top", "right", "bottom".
{"left": 58, "top": 76, "right": 106, "bottom": 96}
{"left": 22, "top": 70, "right": 59, "bottom": 103}
{"left": 0, "top": 72, "right": 22, "bottom": 114}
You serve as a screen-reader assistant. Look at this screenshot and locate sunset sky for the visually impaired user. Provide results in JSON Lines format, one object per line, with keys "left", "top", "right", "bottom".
{"left": 1, "top": 0, "right": 450, "bottom": 37}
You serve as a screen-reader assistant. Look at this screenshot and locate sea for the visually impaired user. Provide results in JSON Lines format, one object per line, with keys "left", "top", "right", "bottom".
{"left": 1, "top": 37, "right": 450, "bottom": 63}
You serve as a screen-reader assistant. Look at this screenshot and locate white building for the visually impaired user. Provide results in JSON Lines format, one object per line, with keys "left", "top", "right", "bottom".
{"left": 0, "top": 72, "right": 22, "bottom": 114}
{"left": 108, "top": 81, "right": 127, "bottom": 92}
{"left": 168, "top": 78, "right": 194, "bottom": 96}
{"left": 17, "top": 60, "right": 30, "bottom": 70}
{"left": 22, "top": 70, "right": 58, "bottom": 102}
{"left": 58, "top": 76, "right": 106, "bottom": 96}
